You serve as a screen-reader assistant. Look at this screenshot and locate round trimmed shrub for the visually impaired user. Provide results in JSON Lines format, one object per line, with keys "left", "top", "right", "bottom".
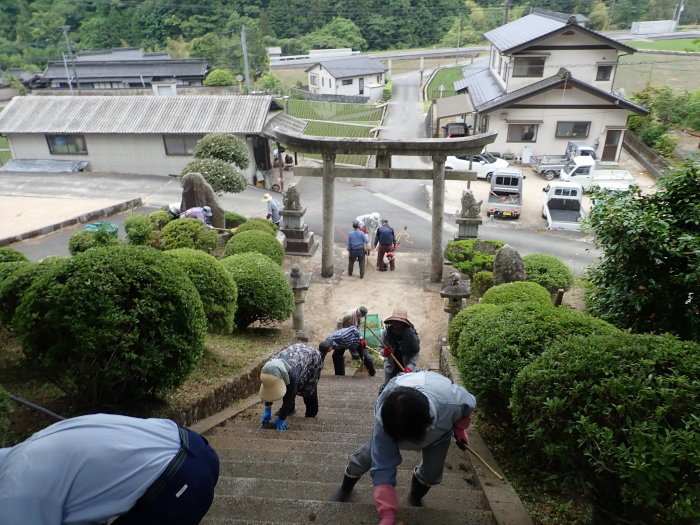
{"left": 13, "top": 245, "right": 207, "bottom": 405}
{"left": 0, "top": 257, "right": 68, "bottom": 328}
{"left": 512, "top": 333, "right": 700, "bottom": 523}
{"left": 0, "top": 247, "right": 29, "bottom": 263}
{"left": 234, "top": 220, "right": 276, "bottom": 235}
{"left": 225, "top": 212, "right": 247, "bottom": 228}
{"left": 471, "top": 270, "right": 494, "bottom": 297}
{"left": 220, "top": 252, "right": 294, "bottom": 328}
{"left": 149, "top": 210, "right": 173, "bottom": 229}
{"left": 124, "top": 214, "right": 154, "bottom": 245}
{"left": 444, "top": 239, "right": 504, "bottom": 277}
{"left": 68, "top": 229, "right": 121, "bottom": 255}
{"left": 180, "top": 158, "right": 246, "bottom": 195}
{"left": 447, "top": 303, "right": 500, "bottom": 354}
{"left": 246, "top": 217, "right": 279, "bottom": 233}
{"left": 194, "top": 133, "right": 250, "bottom": 169}
{"left": 160, "top": 218, "right": 219, "bottom": 253}
{"left": 0, "top": 384, "right": 11, "bottom": 447}
{"left": 163, "top": 248, "right": 238, "bottom": 334}
{"left": 0, "top": 261, "right": 31, "bottom": 283}
{"left": 523, "top": 253, "right": 574, "bottom": 295}
{"left": 455, "top": 301, "right": 620, "bottom": 426}
{"left": 482, "top": 281, "right": 552, "bottom": 306}
{"left": 223, "top": 230, "right": 284, "bottom": 265}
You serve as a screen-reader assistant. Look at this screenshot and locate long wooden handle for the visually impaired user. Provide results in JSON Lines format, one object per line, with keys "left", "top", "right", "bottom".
{"left": 364, "top": 324, "right": 405, "bottom": 370}
{"left": 464, "top": 444, "right": 504, "bottom": 481}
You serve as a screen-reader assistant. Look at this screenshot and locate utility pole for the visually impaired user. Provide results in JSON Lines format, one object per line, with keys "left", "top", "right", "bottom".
{"left": 241, "top": 25, "right": 251, "bottom": 94}
{"left": 456, "top": 13, "right": 461, "bottom": 49}
{"left": 60, "top": 25, "right": 81, "bottom": 95}
{"left": 503, "top": 0, "right": 511, "bottom": 26}
{"left": 607, "top": 0, "right": 617, "bottom": 30}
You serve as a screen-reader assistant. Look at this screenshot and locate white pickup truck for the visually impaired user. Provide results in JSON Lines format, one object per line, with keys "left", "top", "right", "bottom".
{"left": 530, "top": 140, "right": 598, "bottom": 180}
{"left": 541, "top": 182, "right": 586, "bottom": 231}
{"left": 559, "top": 156, "right": 635, "bottom": 191}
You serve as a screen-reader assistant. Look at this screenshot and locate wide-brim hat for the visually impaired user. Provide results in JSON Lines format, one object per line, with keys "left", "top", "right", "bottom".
{"left": 259, "top": 372, "right": 286, "bottom": 402}
{"left": 371, "top": 212, "right": 381, "bottom": 222}
{"left": 384, "top": 308, "right": 414, "bottom": 329}
{"left": 262, "top": 193, "right": 272, "bottom": 202}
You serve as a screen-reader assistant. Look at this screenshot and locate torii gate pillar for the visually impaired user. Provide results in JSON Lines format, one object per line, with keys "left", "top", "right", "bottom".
{"left": 431, "top": 155, "right": 446, "bottom": 283}
{"left": 322, "top": 153, "right": 336, "bottom": 278}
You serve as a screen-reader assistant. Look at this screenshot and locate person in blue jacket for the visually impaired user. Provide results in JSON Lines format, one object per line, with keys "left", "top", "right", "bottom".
{"left": 329, "top": 371, "right": 476, "bottom": 525}
{"left": 0, "top": 413, "right": 220, "bottom": 524}
{"left": 347, "top": 220, "right": 370, "bottom": 278}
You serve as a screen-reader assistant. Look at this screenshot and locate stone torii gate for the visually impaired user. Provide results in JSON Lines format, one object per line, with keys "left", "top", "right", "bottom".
{"left": 275, "top": 130, "right": 497, "bottom": 282}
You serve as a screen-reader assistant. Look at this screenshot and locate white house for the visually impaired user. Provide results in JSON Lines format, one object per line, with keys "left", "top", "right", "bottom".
{"left": 0, "top": 95, "right": 306, "bottom": 177}
{"left": 452, "top": 9, "right": 649, "bottom": 162}
{"left": 305, "top": 56, "right": 387, "bottom": 100}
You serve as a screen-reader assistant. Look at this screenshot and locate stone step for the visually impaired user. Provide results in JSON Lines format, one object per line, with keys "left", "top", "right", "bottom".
{"left": 202, "top": 496, "right": 495, "bottom": 525}
{"left": 213, "top": 426, "right": 372, "bottom": 445}
{"left": 218, "top": 417, "right": 376, "bottom": 435}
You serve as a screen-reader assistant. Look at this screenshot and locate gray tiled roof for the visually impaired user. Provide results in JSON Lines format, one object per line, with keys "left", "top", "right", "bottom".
{"left": 484, "top": 12, "right": 635, "bottom": 54}
{"left": 0, "top": 95, "right": 308, "bottom": 136}
{"left": 305, "top": 56, "right": 387, "bottom": 78}
{"left": 453, "top": 59, "right": 505, "bottom": 107}
{"left": 74, "top": 48, "right": 170, "bottom": 61}
{"left": 41, "top": 59, "right": 208, "bottom": 81}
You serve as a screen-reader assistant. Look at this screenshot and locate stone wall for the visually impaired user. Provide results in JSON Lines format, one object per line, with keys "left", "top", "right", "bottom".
{"left": 291, "top": 88, "right": 369, "bottom": 104}
{"left": 623, "top": 130, "right": 671, "bottom": 179}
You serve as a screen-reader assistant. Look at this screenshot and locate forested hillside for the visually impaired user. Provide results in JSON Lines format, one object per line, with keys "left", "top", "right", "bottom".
{"left": 0, "top": 0, "right": 696, "bottom": 77}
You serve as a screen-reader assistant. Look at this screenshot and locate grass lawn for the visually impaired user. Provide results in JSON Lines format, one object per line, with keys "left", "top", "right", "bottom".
{"left": 615, "top": 53, "right": 700, "bottom": 93}
{"left": 425, "top": 65, "right": 464, "bottom": 100}
{"left": 300, "top": 121, "right": 373, "bottom": 166}
{"left": 629, "top": 39, "right": 700, "bottom": 52}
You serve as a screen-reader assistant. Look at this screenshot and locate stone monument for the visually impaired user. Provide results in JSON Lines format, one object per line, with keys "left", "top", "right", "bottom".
{"left": 455, "top": 188, "right": 482, "bottom": 239}
{"left": 180, "top": 172, "right": 225, "bottom": 229}
{"left": 286, "top": 264, "right": 312, "bottom": 341}
{"left": 440, "top": 272, "right": 471, "bottom": 331}
{"left": 493, "top": 244, "right": 525, "bottom": 285}
{"left": 280, "top": 185, "right": 317, "bottom": 256}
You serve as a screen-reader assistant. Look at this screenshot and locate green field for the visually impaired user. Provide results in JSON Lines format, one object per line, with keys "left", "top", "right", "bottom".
{"left": 302, "top": 121, "right": 373, "bottom": 166}
{"left": 0, "top": 134, "right": 10, "bottom": 166}
{"left": 629, "top": 39, "right": 700, "bottom": 52}
{"left": 616, "top": 53, "right": 700, "bottom": 93}
{"left": 425, "top": 65, "right": 464, "bottom": 100}
{"left": 286, "top": 99, "right": 383, "bottom": 123}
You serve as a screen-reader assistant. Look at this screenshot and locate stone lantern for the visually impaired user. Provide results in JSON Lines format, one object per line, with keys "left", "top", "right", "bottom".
{"left": 440, "top": 272, "right": 471, "bottom": 330}
{"left": 286, "top": 264, "right": 312, "bottom": 341}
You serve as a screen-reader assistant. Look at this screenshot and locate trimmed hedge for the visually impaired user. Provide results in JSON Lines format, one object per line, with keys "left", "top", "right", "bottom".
{"left": 180, "top": 158, "right": 246, "bottom": 195}
{"left": 522, "top": 253, "right": 574, "bottom": 295}
{"left": 224, "top": 229, "right": 284, "bottom": 265}
{"left": 194, "top": 133, "right": 250, "bottom": 169}
{"left": 68, "top": 229, "right": 121, "bottom": 255}
{"left": 149, "top": 210, "right": 173, "bottom": 229}
{"left": 164, "top": 248, "right": 238, "bottom": 334}
{"left": 481, "top": 281, "right": 552, "bottom": 306}
{"left": 0, "top": 261, "right": 31, "bottom": 284}
{"left": 235, "top": 218, "right": 278, "bottom": 235}
{"left": 512, "top": 333, "right": 700, "bottom": 523}
{"left": 160, "top": 218, "right": 219, "bottom": 253}
{"left": 220, "top": 252, "right": 294, "bottom": 328}
{"left": 471, "top": 270, "right": 494, "bottom": 297}
{"left": 444, "top": 239, "right": 504, "bottom": 277}
{"left": 455, "top": 301, "right": 620, "bottom": 425}
{"left": 0, "top": 247, "right": 29, "bottom": 263}
{"left": 447, "top": 303, "right": 500, "bottom": 354}
{"left": 124, "top": 214, "right": 154, "bottom": 245}
{"left": 225, "top": 212, "right": 247, "bottom": 229}
{"left": 13, "top": 245, "right": 207, "bottom": 405}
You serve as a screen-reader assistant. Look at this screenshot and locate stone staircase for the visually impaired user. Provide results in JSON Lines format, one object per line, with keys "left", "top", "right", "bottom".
{"left": 202, "top": 369, "right": 496, "bottom": 525}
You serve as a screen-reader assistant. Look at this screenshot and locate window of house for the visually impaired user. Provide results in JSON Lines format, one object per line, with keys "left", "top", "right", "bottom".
{"left": 163, "top": 135, "right": 203, "bottom": 155}
{"left": 596, "top": 65, "right": 613, "bottom": 81}
{"left": 342, "top": 79, "right": 353, "bottom": 85}
{"left": 507, "top": 124, "right": 538, "bottom": 142}
{"left": 556, "top": 121, "right": 590, "bottom": 138}
{"left": 309, "top": 74, "right": 318, "bottom": 86}
{"left": 46, "top": 135, "right": 87, "bottom": 154}
{"left": 512, "top": 57, "right": 546, "bottom": 77}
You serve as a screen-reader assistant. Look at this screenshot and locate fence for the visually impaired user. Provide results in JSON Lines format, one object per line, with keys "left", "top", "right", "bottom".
{"left": 622, "top": 130, "right": 672, "bottom": 179}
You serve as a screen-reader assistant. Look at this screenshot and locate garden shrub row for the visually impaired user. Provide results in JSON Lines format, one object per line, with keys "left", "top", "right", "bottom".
{"left": 444, "top": 239, "right": 504, "bottom": 277}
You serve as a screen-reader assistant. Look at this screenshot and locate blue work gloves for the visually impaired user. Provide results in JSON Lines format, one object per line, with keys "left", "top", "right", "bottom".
{"left": 273, "top": 417, "right": 288, "bottom": 431}
{"left": 261, "top": 406, "right": 272, "bottom": 425}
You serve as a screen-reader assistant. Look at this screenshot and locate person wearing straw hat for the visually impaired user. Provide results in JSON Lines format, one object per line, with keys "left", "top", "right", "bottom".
{"left": 329, "top": 370, "right": 476, "bottom": 523}
{"left": 355, "top": 212, "right": 381, "bottom": 243}
{"left": 259, "top": 341, "right": 333, "bottom": 430}
{"left": 262, "top": 193, "right": 281, "bottom": 226}
{"left": 380, "top": 308, "right": 420, "bottom": 391}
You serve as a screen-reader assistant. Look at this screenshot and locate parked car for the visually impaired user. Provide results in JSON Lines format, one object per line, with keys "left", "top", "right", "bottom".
{"left": 541, "top": 182, "right": 586, "bottom": 231}
{"left": 529, "top": 141, "right": 598, "bottom": 180}
{"left": 445, "top": 151, "right": 509, "bottom": 181}
{"left": 486, "top": 167, "right": 524, "bottom": 219}
{"left": 559, "top": 156, "right": 636, "bottom": 191}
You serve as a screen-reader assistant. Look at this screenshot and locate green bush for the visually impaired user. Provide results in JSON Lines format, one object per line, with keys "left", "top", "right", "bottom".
{"left": 522, "top": 254, "right": 574, "bottom": 295}
{"left": 0, "top": 257, "right": 68, "bottom": 328}
{"left": 234, "top": 220, "right": 277, "bottom": 235}
{"left": 160, "top": 218, "right": 219, "bottom": 253}
{"left": 224, "top": 230, "right": 284, "bottom": 265}
{"left": 164, "top": 248, "right": 238, "bottom": 334}
{"left": 0, "top": 384, "right": 11, "bottom": 447}
{"left": 13, "top": 245, "right": 207, "bottom": 405}
{"left": 455, "top": 301, "right": 619, "bottom": 425}
{"left": 124, "top": 214, "right": 154, "bottom": 245}
{"left": 0, "top": 261, "right": 30, "bottom": 284}
{"left": 180, "top": 158, "right": 246, "bottom": 195}
{"left": 446, "top": 303, "right": 500, "bottom": 354}
{"left": 203, "top": 68, "right": 235, "bottom": 86}
{"left": 68, "top": 229, "right": 121, "bottom": 255}
{"left": 149, "top": 210, "right": 173, "bottom": 229}
{"left": 653, "top": 132, "right": 679, "bottom": 157}
{"left": 471, "top": 271, "right": 494, "bottom": 297}
{"left": 245, "top": 217, "right": 279, "bottom": 233}
{"left": 512, "top": 333, "right": 700, "bottom": 523}
{"left": 194, "top": 133, "right": 250, "bottom": 169}
{"left": 444, "top": 239, "right": 504, "bottom": 277}
{"left": 482, "top": 281, "right": 552, "bottom": 306}
{"left": 220, "top": 252, "right": 294, "bottom": 328}
{"left": 0, "top": 247, "right": 29, "bottom": 263}
{"left": 382, "top": 79, "right": 393, "bottom": 101}
{"left": 225, "top": 212, "right": 248, "bottom": 228}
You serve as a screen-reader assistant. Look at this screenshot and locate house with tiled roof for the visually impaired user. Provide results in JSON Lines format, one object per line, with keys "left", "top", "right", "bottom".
{"left": 0, "top": 95, "right": 306, "bottom": 178}
{"left": 450, "top": 9, "right": 648, "bottom": 162}
{"left": 305, "top": 56, "right": 388, "bottom": 100}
